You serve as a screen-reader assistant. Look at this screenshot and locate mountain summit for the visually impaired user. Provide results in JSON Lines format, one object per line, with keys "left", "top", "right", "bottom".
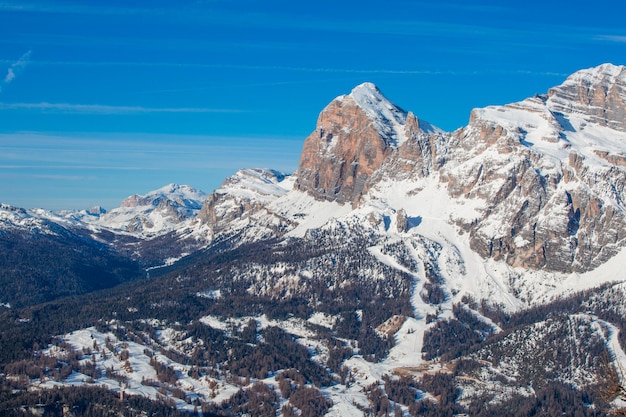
{"left": 93, "top": 183, "right": 207, "bottom": 235}
{"left": 547, "top": 63, "right": 626, "bottom": 132}
{"left": 291, "top": 65, "right": 626, "bottom": 273}
{"left": 295, "top": 82, "right": 441, "bottom": 205}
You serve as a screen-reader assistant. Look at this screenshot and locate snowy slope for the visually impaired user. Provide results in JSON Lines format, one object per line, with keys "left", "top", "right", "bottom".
{"left": 90, "top": 183, "right": 207, "bottom": 236}
{"left": 347, "top": 82, "right": 443, "bottom": 148}
{"left": 0, "top": 203, "right": 88, "bottom": 235}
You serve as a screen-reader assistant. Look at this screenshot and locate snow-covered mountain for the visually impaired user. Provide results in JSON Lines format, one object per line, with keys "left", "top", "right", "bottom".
{"left": 295, "top": 82, "right": 441, "bottom": 205}
{"left": 4, "top": 63, "right": 625, "bottom": 312}
{"left": 0, "top": 203, "right": 67, "bottom": 235}
{"left": 191, "top": 63, "right": 626, "bottom": 305}
{"left": 90, "top": 183, "right": 208, "bottom": 236}
{"left": 2, "top": 64, "right": 626, "bottom": 416}
{"left": 9, "top": 64, "right": 625, "bottom": 282}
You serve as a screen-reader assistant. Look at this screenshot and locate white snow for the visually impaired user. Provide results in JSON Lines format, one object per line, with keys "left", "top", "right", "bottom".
{"left": 82, "top": 183, "right": 207, "bottom": 237}
{"left": 37, "top": 326, "right": 240, "bottom": 413}
{"left": 216, "top": 168, "right": 291, "bottom": 202}
{"left": 599, "top": 320, "right": 626, "bottom": 409}
{"left": 365, "top": 177, "right": 524, "bottom": 311}
{"left": 332, "top": 82, "right": 443, "bottom": 149}
{"left": 307, "top": 312, "right": 338, "bottom": 329}
{"left": 560, "top": 63, "right": 625, "bottom": 89}
{"left": 348, "top": 82, "right": 410, "bottom": 147}
{"left": 272, "top": 190, "right": 352, "bottom": 238}
{"left": 475, "top": 92, "right": 626, "bottom": 172}
{"left": 196, "top": 289, "right": 222, "bottom": 299}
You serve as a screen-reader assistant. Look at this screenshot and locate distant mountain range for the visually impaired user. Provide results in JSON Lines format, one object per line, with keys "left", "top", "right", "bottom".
{"left": 1, "top": 63, "right": 625, "bottom": 416}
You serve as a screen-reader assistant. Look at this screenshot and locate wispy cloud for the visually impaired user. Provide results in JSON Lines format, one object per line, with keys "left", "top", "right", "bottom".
{"left": 416, "top": 1, "right": 510, "bottom": 13}
{"left": 3, "top": 59, "right": 447, "bottom": 74}
{"left": 0, "top": 132, "right": 302, "bottom": 171}
{"left": 0, "top": 102, "right": 244, "bottom": 114}
{"left": 0, "top": 164, "right": 154, "bottom": 171}
{"left": 1, "top": 50, "right": 31, "bottom": 91}
{"left": 30, "top": 174, "right": 95, "bottom": 181}
{"left": 10, "top": 59, "right": 570, "bottom": 79}
{"left": 0, "top": 2, "right": 166, "bottom": 17}
{"left": 595, "top": 35, "right": 626, "bottom": 43}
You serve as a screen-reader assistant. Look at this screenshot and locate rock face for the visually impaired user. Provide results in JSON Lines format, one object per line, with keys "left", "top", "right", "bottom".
{"left": 295, "top": 83, "right": 439, "bottom": 205}
{"left": 547, "top": 63, "right": 626, "bottom": 132}
{"left": 395, "top": 209, "right": 409, "bottom": 233}
{"left": 294, "top": 65, "right": 626, "bottom": 273}
{"left": 443, "top": 66, "right": 626, "bottom": 272}
{"left": 197, "top": 168, "right": 292, "bottom": 239}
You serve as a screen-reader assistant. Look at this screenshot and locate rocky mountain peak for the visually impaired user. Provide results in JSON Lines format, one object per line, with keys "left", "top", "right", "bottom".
{"left": 120, "top": 183, "right": 206, "bottom": 209}
{"left": 547, "top": 63, "right": 626, "bottom": 132}
{"left": 563, "top": 63, "right": 625, "bottom": 86}
{"left": 432, "top": 64, "right": 626, "bottom": 273}
{"left": 347, "top": 82, "right": 410, "bottom": 148}
{"left": 293, "top": 64, "right": 626, "bottom": 273}
{"left": 295, "top": 83, "right": 439, "bottom": 205}
{"left": 197, "top": 168, "right": 292, "bottom": 238}
{"left": 95, "top": 184, "right": 207, "bottom": 235}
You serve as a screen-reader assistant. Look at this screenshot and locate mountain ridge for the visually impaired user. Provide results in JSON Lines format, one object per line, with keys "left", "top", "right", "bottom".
{"left": 3, "top": 63, "right": 626, "bottom": 288}
{"left": 1, "top": 63, "right": 626, "bottom": 416}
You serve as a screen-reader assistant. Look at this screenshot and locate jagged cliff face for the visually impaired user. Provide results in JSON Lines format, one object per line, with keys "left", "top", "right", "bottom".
{"left": 295, "top": 83, "right": 394, "bottom": 205}
{"left": 294, "top": 65, "right": 626, "bottom": 273}
{"left": 446, "top": 65, "right": 626, "bottom": 272}
{"left": 197, "top": 168, "right": 292, "bottom": 239}
{"left": 295, "top": 83, "right": 440, "bottom": 205}
{"left": 547, "top": 63, "right": 626, "bottom": 132}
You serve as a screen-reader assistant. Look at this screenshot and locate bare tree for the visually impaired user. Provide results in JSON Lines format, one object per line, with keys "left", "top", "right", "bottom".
{"left": 598, "top": 354, "right": 626, "bottom": 416}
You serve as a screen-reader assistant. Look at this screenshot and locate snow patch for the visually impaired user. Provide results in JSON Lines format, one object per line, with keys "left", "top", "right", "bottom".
{"left": 308, "top": 312, "right": 338, "bottom": 329}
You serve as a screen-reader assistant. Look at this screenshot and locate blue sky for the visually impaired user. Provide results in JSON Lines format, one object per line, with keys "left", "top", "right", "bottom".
{"left": 1, "top": 0, "right": 626, "bottom": 210}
